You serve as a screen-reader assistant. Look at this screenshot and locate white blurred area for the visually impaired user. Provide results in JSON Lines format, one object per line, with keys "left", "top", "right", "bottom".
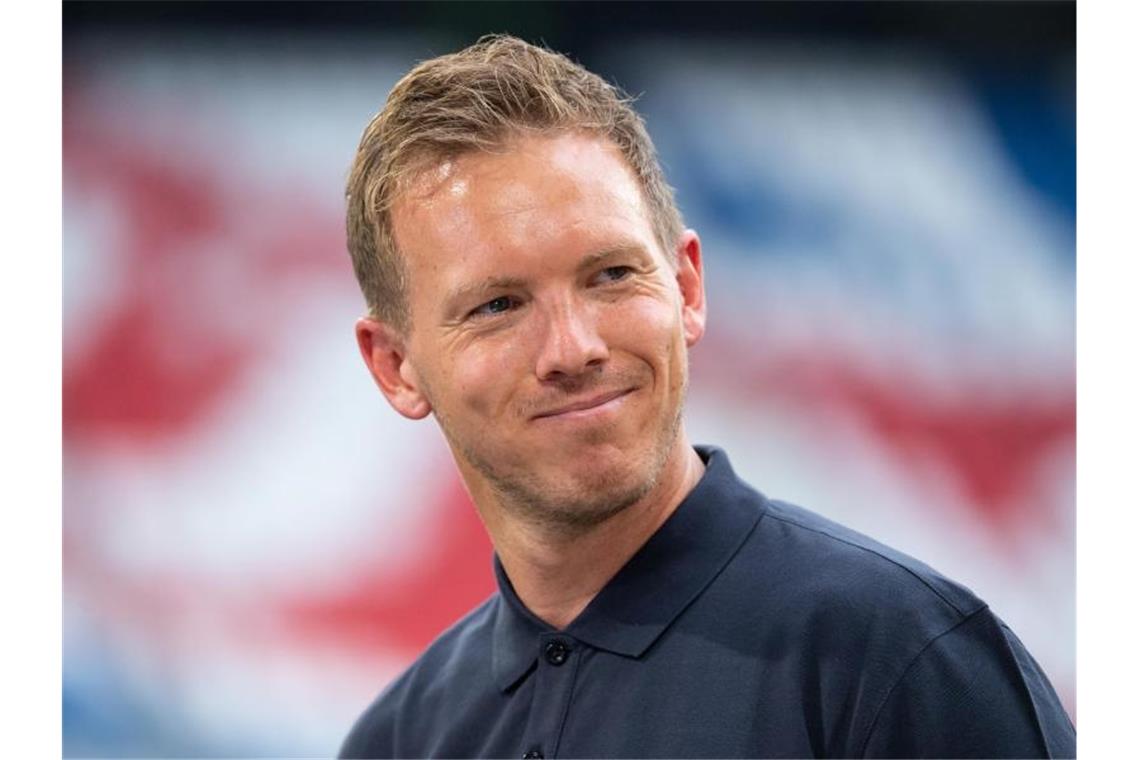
{"left": 64, "top": 32, "right": 1074, "bottom": 756}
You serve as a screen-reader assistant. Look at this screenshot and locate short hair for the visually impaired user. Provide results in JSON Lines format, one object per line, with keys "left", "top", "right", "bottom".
{"left": 345, "top": 34, "right": 685, "bottom": 333}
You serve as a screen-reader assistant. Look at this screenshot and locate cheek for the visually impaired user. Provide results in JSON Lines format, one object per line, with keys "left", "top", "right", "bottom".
{"left": 614, "top": 295, "right": 682, "bottom": 362}
{"left": 442, "top": 341, "right": 527, "bottom": 418}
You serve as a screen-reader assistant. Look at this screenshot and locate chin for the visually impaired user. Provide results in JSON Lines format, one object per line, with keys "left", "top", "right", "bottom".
{"left": 505, "top": 443, "right": 664, "bottom": 531}
{"left": 530, "top": 468, "right": 654, "bottom": 532}
{"left": 446, "top": 405, "right": 682, "bottom": 533}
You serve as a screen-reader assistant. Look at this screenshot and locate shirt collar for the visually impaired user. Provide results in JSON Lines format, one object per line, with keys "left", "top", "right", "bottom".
{"left": 491, "top": 446, "right": 767, "bottom": 692}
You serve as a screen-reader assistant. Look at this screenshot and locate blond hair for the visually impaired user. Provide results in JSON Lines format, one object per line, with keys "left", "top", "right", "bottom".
{"left": 345, "top": 34, "right": 684, "bottom": 333}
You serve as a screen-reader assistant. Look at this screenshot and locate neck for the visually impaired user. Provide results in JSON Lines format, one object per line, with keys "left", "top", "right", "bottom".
{"left": 475, "top": 435, "right": 705, "bottom": 630}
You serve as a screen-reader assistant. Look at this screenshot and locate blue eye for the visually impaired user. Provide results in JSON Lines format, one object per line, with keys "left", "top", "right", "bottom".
{"left": 472, "top": 296, "right": 516, "bottom": 317}
{"left": 598, "top": 266, "right": 633, "bottom": 282}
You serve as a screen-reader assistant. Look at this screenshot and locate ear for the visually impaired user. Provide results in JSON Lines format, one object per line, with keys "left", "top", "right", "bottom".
{"left": 355, "top": 317, "right": 433, "bottom": 420}
{"left": 674, "top": 230, "right": 707, "bottom": 347}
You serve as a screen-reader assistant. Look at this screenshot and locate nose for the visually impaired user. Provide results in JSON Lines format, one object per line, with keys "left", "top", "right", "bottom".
{"left": 534, "top": 300, "right": 609, "bottom": 382}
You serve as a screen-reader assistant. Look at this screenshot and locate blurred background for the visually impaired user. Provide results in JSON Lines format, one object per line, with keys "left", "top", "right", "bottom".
{"left": 63, "top": 2, "right": 1075, "bottom": 756}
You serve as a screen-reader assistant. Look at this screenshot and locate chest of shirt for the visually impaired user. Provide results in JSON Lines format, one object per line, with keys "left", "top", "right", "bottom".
{"left": 406, "top": 629, "right": 868, "bottom": 759}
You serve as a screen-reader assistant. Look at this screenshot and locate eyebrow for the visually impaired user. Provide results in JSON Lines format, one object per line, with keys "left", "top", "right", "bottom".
{"left": 575, "top": 243, "right": 653, "bottom": 273}
{"left": 441, "top": 243, "right": 653, "bottom": 314}
{"left": 444, "top": 276, "right": 529, "bottom": 312}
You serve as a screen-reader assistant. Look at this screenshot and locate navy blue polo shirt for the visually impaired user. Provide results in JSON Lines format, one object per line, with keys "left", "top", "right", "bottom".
{"left": 340, "top": 447, "right": 1075, "bottom": 758}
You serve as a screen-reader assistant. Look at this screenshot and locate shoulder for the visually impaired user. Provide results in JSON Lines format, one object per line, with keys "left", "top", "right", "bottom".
{"left": 731, "top": 496, "right": 1074, "bottom": 756}
{"left": 756, "top": 497, "right": 986, "bottom": 620}
{"left": 338, "top": 594, "right": 499, "bottom": 759}
{"left": 860, "top": 607, "right": 1076, "bottom": 757}
{"left": 707, "top": 493, "right": 989, "bottom": 717}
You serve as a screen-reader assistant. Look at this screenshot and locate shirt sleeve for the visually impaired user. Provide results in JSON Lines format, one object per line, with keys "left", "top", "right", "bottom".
{"left": 859, "top": 607, "right": 1075, "bottom": 759}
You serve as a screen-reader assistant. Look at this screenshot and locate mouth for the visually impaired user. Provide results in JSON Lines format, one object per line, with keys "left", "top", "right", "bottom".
{"left": 532, "top": 388, "right": 636, "bottom": 421}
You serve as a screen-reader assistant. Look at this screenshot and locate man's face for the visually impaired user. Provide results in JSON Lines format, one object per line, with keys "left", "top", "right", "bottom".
{"left": 373, "top": 132, "right": 705, "bottom": 531}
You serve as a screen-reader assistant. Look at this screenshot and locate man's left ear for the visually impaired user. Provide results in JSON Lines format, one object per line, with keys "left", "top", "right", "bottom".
{"left": 675, "top": 230, "right": 707, "bottom": 347}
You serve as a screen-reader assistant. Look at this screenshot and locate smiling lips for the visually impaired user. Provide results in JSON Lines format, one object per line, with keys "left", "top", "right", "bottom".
{"left": 533, "top": 388, "right": 635, "bottom": 420}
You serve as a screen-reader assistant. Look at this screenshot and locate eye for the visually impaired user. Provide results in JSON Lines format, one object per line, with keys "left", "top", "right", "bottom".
{"left": 470, "top": 295, "right": 518, "bottom": 318}
{"left": 596, "top": 265, "right": 634, "bottom": 283}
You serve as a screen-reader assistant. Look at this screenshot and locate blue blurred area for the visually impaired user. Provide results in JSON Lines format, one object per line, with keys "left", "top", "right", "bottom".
{"left": 64, "top": 621, "right": 291, "bottom": 757}
{"left": 63, "top": 637, "right": 191, "bottom": 757}
{"left": 971, "top": 68, "right": 1076, "bottom": 242}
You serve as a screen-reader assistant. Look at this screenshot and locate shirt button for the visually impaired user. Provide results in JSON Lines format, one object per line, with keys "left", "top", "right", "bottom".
{"left": 544, "top": 639, "right": 571, "bottom": 666}
{"left": 523, "top": 750, "right": 543, "bottom": 759}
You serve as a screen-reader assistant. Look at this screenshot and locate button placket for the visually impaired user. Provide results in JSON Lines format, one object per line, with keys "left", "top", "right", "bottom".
{"left": 518, "top": 634, "right": 582, "bottom": 759}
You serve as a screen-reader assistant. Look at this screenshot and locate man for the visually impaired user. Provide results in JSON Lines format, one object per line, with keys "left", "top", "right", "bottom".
{"left": 339, "top": 35, "right": 1075, "bottom": 759}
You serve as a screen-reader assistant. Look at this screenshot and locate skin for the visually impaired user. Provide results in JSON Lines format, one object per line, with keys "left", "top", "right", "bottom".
{"left": 356, "top": 132, "right": 708, "bottom": 629}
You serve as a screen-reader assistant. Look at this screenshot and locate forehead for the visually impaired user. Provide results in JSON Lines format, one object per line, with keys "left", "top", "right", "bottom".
{"left": 391, "top": 132, "right": 660, "bottom": 280}
{"left": 401, "top": 131, "right": 646, "bottom": 211}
